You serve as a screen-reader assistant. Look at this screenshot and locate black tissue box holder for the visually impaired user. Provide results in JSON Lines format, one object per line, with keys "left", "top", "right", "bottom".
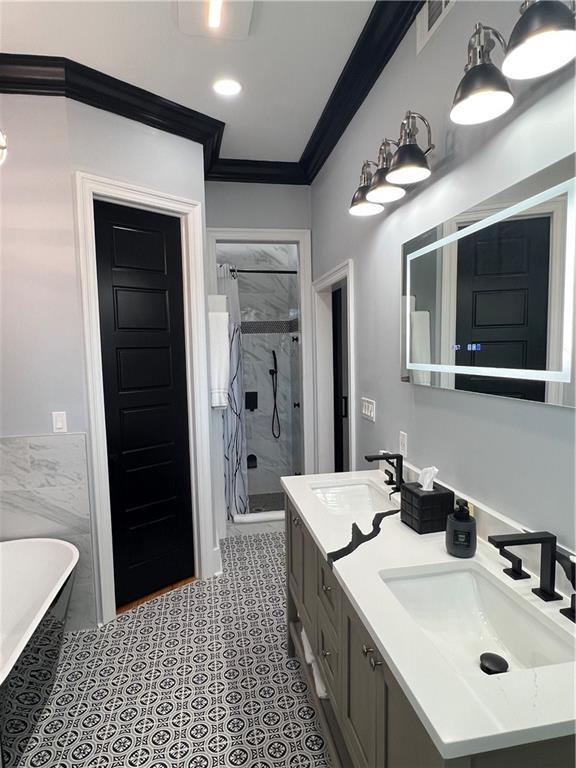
{"left": 400, "top": 482, "right": 455, "bottom": 534}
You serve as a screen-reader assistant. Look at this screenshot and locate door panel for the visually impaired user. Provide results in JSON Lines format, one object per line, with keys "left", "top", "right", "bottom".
{"left": 455, "top": 216, "right": 550, "bottom": 401}
{"left": 95, "top": 201, "right": 195, "bottom": 607}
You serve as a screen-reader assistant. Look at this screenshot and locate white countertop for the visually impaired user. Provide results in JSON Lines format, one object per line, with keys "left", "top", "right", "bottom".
{"left": 282, "top": 469, "right": 576, "bottom": 759}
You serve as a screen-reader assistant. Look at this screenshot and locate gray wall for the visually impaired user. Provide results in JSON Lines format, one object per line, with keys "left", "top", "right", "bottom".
{"left": 0, "top": 95, "right": 208, "bottom": 627}
{"left": 310, "top": 1, "right": 576, "bottom": 547}
{"left": 206, "top": 181, "right": 311, "bottom": 230}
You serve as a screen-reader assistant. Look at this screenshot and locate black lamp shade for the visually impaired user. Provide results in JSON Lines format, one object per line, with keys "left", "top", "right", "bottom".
{"left": 366, "top": 167, "right": 406, "bottom": 203}
{"left": 349, "top": 184, "right": 383, "bottom": 216}
{"left": 450, "top": 62, "right": 514, "bottom": 125}
{"left": 386, "top": 143, "right": 431, "bottom": 185}
{"left": 503, "top": 0, "right": 576, "bottom": 79}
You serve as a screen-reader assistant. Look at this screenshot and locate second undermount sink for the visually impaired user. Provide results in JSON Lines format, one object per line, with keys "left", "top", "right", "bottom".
{"left": 379, "top": 561, "right": 575, "bottom": 677}
{"left": 311, "top": 480, "right": 392, "bottom": 514}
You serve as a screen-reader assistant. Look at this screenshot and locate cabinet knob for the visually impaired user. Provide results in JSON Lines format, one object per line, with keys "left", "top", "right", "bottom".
{"left": 321, "top": 584, "right": 332, "bottom": 593}
{"left": 293, "top": 517, "right": 300, "bottom": 527}
{"left": 321, "top": 649, "right": 331, "bottom": 658}
{"left": 370, "top": 657, "right": 383, "bottom": 670}
{"left": 362, "top": 644, "right": 374, "bottom": 656}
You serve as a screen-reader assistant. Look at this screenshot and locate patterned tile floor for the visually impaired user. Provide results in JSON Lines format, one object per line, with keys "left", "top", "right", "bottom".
{"left": 6, "top": 532, "right": 330, "bottom": 768}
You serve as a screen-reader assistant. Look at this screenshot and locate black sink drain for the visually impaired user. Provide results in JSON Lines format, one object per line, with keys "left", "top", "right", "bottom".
{"left": 480, "top": 652, "right": 509, "bottom": 675}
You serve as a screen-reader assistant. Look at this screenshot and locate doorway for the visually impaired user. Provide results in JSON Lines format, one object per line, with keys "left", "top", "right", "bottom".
{"left": 332, "top": 283, "right": 350, "bottom": 472}
{"left": 94, "top": 201, "right": 195, "bottom": 608}
{"left": 313, "top": 260, "right": 356, "bottom": 474}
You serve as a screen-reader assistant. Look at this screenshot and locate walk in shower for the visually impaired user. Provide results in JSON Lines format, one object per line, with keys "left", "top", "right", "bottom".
{"left": 216, "top": 242, "right": 303, "bottom": 519}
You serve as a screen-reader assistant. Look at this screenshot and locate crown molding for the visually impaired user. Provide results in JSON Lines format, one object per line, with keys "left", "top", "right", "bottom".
{"left": 0, "top": 53, "right": 224, "bottom": 170}
{"left": 0, "top": 2, "right": 422, "bottom": 184}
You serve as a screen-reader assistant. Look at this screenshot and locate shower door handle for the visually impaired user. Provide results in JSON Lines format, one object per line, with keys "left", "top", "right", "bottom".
{"left": 341, "top": 396, "right": 348, "bottom": 419}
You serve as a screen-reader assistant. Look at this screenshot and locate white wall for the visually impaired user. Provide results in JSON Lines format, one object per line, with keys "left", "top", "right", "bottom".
{"left": 206, "top": 181, "right": 311, "bottom": 230}
{"left": 310, "top": 2, "right": 576, "bottom": 547}
{"left": 0, "top": 95, "right": 206, "bottom": 437}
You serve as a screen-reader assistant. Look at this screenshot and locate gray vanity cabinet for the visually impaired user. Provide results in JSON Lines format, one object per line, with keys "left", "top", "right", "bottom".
{"left": 285, "top": 497, "right": 575, "bottom": 768}
{"left": 286, "top": 500, "right": 317, "bottom": 652}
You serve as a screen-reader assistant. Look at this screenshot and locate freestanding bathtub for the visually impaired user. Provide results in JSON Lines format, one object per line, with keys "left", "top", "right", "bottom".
{"left": 0, "top": 538, "right": 79, "bottom": 767}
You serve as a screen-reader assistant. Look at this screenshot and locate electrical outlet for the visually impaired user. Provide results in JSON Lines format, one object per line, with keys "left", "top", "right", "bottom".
{"left": 399, "top": 431, "right": 408, "bottom": 457}
{"left": 361, "top": 397, "right": 376, "bottom": 422}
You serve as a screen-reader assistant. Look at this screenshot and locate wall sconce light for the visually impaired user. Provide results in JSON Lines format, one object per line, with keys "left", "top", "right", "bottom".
{"left": 0, "top": 130, "right": 7, "bottom": 166}
{"left": 386, "top": 111, "right": 434, "bottom": 185}
{"left": 450, "top": 23, "right": 514, "bottom": 125}
{"left": 349, "top": 161, "right": 384, "bottom": 216}
{"left": 365, "top": 140, "right": 407, "bottom": 204}
{"left": 503, "top": 0, "right": 576, "bottom": 80}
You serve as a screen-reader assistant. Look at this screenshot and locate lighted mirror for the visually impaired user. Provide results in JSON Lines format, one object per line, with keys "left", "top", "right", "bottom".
{"left": 401, "top": 157, "right": 575, "bottom": 407}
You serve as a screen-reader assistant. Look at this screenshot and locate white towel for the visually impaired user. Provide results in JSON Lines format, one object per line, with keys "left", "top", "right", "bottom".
{"left": 410, "top": 310, "right": 431, "bottom": 386}
{"left": 209, "top": 311, "right": 230, "bottom": 408}
{"left": 301, "top": 627, "right": 315, "bottom": 665}
{"left": 311, "top": 659, "right": 329, "bottom": 699}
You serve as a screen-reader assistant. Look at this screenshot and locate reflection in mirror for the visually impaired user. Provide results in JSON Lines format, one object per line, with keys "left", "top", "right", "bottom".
{"left": 401, "top": 158, "right": 575, "bottom": 408}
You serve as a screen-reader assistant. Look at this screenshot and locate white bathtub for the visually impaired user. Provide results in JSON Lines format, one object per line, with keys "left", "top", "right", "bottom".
{"left": 0, "top": 538, "right": 79, "bottom": 686}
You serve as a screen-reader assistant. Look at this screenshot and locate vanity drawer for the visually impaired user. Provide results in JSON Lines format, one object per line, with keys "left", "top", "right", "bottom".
{"left": 317, "top": 601, "right": 340, "bottom": 710}
{"left": 318, "top": 557, "right": 341, "bottom": 630}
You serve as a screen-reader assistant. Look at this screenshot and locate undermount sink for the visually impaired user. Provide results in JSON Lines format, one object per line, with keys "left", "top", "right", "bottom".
{"left": 311, "top": 480, "right": 391, "bottom": 514}
{"left": 379, "top": 561, "right": 575, "bottom": 677}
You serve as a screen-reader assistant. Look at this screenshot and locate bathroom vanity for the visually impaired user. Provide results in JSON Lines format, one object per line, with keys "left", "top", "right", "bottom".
{"left": 283, "top": 470, "right": 576, "bottom": 768}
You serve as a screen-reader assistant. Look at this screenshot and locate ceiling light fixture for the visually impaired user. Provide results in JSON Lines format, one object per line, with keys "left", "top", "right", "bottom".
{"left": 0, "top": 130, "right": 7, "bottom": 166}
{"left": 386, "top": 112, "right": 434, "bottom": 186}
{"left": 208, "top": 0, "right": 223, "bottom": 29}
{"left": 213, "top": 78, "right": 242, "bottom": 96}
{"left": 503, "top": 0, "right": 576, "bottom": 79}
{"left": 365, "top": 140, "right": 407, "bottom": 204}
{"left": 450, "top": 23, "right": 514, "bottom": 125}
{"left": 349, "top": 161, "right": 384, "bottom": 216}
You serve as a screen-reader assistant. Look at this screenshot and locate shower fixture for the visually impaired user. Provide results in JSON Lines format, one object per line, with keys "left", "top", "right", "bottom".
{"left": 269, "top": 350, "right": 281, "bottom": 439}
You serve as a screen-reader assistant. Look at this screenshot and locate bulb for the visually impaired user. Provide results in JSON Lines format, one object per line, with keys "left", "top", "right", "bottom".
{"left": 386, "top": 165, "right": 431, "bottom": 185}
{"left": 366, "top": 182, "right": 406, "bottom": 204}
{"left": 450, "top": 89, "right": 514, "bottom": 125}
{"left": 349, "top": 200, "right": 384, "bottom": 217}
{"left": 213, "top": 79, "right": 242, "bottom": 96}
{"left": 503, "top": 29, "right": 576, "bottom": 79}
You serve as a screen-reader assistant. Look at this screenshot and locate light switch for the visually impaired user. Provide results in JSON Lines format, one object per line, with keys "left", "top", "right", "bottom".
{"left": 52, "top": 411, "right": 68, "bottom": 433}
{"left": 399, "top": 431, "right": 408, "bottom": 457}
{"left": 361, "top": 397, "right": 376, "bottom": 422}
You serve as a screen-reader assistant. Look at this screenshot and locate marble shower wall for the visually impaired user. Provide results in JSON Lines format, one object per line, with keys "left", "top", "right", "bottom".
{"left": 0, "top": 433, "right": 97, "bottom": 631}
{"left": 237, "top": 270, "right": 301, "bottom": 498}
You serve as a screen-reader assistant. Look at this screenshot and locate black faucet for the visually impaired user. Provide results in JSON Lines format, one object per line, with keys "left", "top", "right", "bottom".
{"left": 488, "top": 531, "right": 562, "bottom": 602}
{"left": 556, "top": 547, "right": 576, "bottom": 623}
{"left": 365, "top": 452, "right": 403, "bottom": 494}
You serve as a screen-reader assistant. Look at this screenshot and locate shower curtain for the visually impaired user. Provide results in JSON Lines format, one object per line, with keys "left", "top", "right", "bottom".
{"left": 216, "top": 264, "right": 249, "bottom": 518}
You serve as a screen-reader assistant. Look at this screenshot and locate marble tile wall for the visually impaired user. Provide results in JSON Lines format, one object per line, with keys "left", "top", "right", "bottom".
{"left": 0, "top": 433, "right": 97, "bottom": 632}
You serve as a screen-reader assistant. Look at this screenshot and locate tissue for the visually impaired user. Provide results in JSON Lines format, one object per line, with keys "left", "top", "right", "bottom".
{"left": 418, "top": 466, "right": 438, "bottom": 492}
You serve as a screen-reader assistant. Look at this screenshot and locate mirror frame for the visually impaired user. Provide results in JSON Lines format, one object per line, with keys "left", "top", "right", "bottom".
{"left": 405, "top": 178, "right": 576, "bottom": 384}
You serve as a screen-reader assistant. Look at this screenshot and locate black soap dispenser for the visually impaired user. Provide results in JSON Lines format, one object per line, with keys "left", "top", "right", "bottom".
{"left": 446, "top": 499, "right": 477, "bottom": 558}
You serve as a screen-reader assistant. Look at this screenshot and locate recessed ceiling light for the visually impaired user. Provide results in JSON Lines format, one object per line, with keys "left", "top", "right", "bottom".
{"left": 207, "top": 0, "right": 223, "bottom": 29}
{"left": 213, "top": 79, "right": 242, "bottom": 96}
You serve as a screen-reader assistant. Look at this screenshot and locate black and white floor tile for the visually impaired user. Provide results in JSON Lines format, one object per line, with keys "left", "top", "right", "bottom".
{"left": 4, "top": 532, "right": 330, "bottom": 768}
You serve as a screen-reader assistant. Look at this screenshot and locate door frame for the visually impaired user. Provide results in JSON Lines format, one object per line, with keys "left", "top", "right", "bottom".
{"left": 206, "top": 227, "right": 314, "bottom": 483}
{"left": 312, "top": 260, "right": 356, "bottom": 473}
{"left": 75, "top": 171, "right": 215, "bottom": 626}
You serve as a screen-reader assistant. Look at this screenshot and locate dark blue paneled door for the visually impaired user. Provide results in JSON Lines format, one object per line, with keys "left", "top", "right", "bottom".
{"left": 94, "top": 201, "right": 194, "bottom": 607}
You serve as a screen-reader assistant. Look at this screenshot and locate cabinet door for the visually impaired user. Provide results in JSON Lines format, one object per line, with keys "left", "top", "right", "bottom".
{"left": 340, "top": 598, "right": 377, "bottom": 768}
{"left": 287, "top": 501, "right": 304, "bottom": 605}
{"left": 318, "top": 556, "right": 341, "bottom": 631}
{"left": 300, "top": 522, "right": 317, "bottom": 645}
{"left": 383, "top": 664, "right": 446, "bottom": 768}
{"left": 317, "top": 601, "right": 340, "bottom": 709}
